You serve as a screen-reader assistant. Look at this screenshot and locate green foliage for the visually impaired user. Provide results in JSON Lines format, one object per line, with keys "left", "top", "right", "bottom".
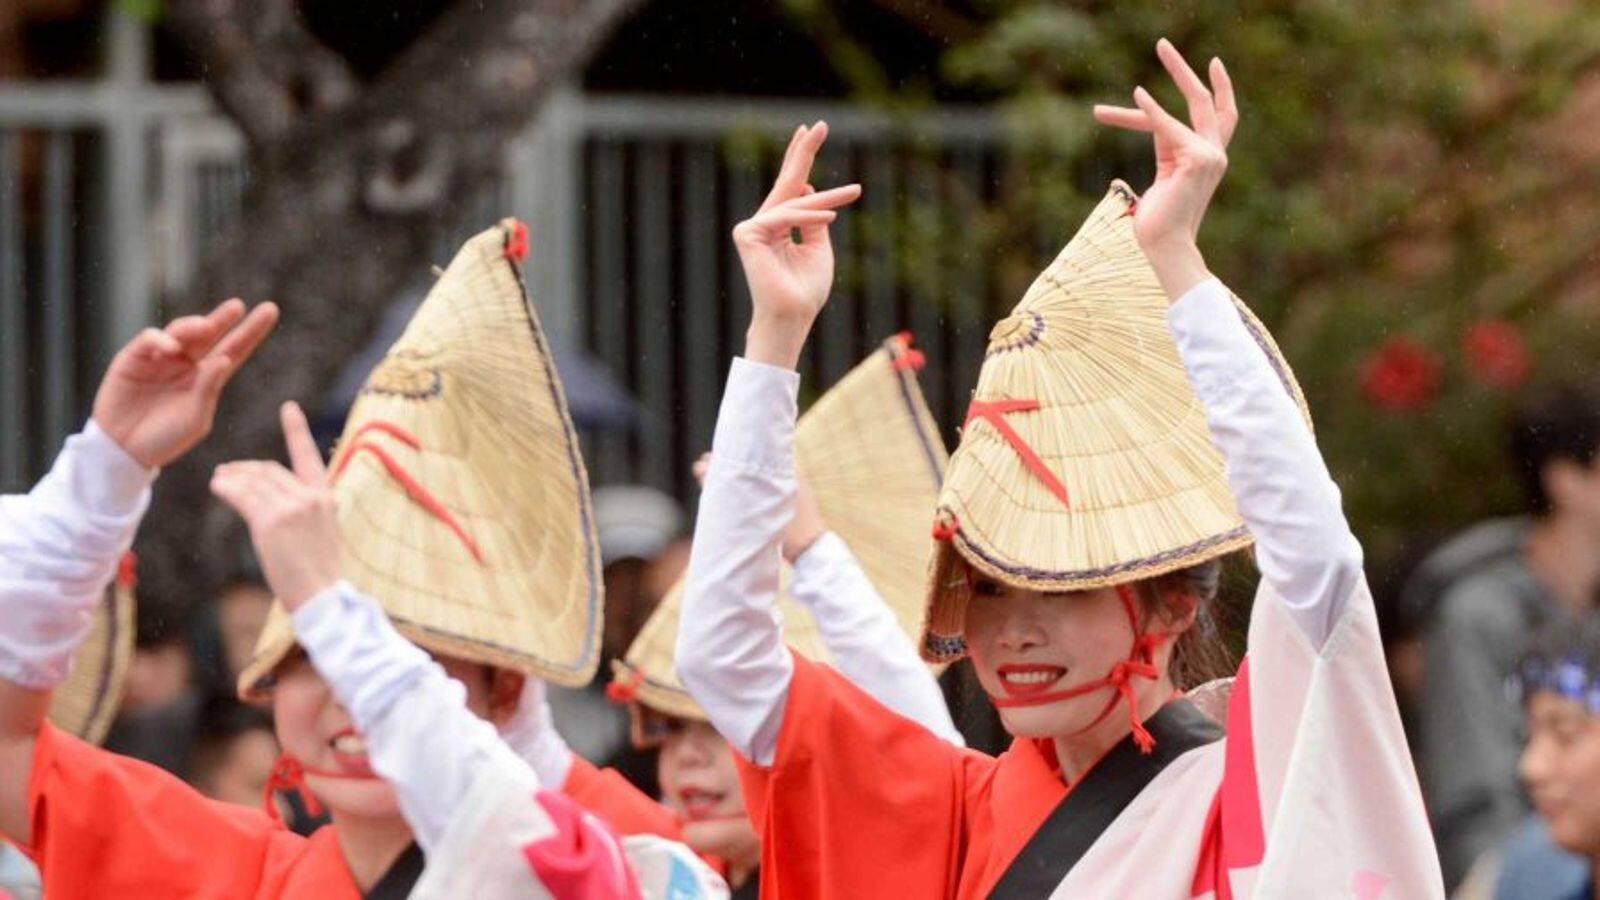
{"left": 791, "top": 0, "right": 1600, "bottom": 563}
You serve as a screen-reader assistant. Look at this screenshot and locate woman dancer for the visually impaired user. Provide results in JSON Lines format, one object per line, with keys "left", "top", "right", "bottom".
{"left": 677, "top": 40, "right": 1444, "bottom": 897}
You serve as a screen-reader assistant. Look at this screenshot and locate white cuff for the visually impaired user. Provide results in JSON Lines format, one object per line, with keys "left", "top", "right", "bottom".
{"left": 713, "top": 358, "right": 800, "bottom": 475}
{"left": 291, "top": 581, "right": 431, "bottom": 730}
{"left": 75, "top": 421, "right": 159, "bottom": 514}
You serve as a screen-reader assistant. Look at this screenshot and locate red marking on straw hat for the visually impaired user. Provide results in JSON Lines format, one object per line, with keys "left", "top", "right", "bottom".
{"left": 932, "top": 513, "right": 960, "bottom": 541}
{"left": 606, "top": 669, "right": 645, "bottom": 705}
{"left": 892, "top": 331, "right": 927, "bottom": 371}
{"left": 331, "top": 421, "right": 486, "bottom": 564}
{"left": 116, "top": 551, "right": 138, "bottom": 589}
{"left": 505, "top": 220, "right": 530, "bottom": 262}
{"left": 965, "top": 397, "right": 1070, "bottom": 508}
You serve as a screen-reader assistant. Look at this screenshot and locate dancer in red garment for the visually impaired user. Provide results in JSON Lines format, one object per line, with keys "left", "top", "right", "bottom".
{"left": 676, "top": 40, "right": 1445, "bottom": 898}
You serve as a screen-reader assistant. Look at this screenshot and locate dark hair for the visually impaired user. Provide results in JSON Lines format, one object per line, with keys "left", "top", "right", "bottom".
{"left": 1508, "top": 385, "right": 1600, "bottom": 517}
{"left": 1136, "top": 560, "right": 1236, "bottom": 690}
{"left": 192, "top": 695, "right": 275, "bottom": 785}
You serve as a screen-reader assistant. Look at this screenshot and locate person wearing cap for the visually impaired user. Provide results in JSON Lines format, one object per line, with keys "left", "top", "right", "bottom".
{"left": 676, "top": 39, "right": 1443, "bottom": 898}
{"left": 610, "top": 337, "right": 965, "bottom": 897}
{"left": 1450, "top": 616, "right": 1600, "bottom": 900}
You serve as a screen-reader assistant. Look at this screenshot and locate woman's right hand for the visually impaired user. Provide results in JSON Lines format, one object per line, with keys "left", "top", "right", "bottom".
{"left": 734, "top": 121, "right": 861, "bottom": 370}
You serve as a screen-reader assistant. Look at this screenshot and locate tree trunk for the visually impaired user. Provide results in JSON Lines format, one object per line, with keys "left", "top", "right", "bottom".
{"left": 140, "top": 0, "right": 643, "bottom": 629}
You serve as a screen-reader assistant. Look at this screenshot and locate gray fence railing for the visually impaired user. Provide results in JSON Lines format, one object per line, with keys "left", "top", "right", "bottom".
{"left": 1, "top": 82, "right": 1014, "bottom": 502}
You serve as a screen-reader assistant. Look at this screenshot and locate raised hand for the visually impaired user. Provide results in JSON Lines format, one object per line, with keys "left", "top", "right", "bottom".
{"left": 1093, "top": 39, "right": 1237, "bottom": 298}
{"left": 733, "top": 121, "right": 862, "bottom": 370}
{"left": 92, "top": 299, "right": 279, "bottom": 469}
{"left": 210, "top": 402, "right": 341, "bottom": 611}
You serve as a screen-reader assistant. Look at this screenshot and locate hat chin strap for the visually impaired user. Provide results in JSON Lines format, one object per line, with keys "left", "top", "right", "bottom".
{"left": 262, "top": 752, "right": 384, "bottom": 824}
{"left": 987, "top": 585, "right": 1167, "bottom": 755}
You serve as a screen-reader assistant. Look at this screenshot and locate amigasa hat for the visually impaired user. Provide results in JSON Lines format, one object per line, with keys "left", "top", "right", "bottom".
{"left": 49, "top": 552, "right": 137, "bottom": 744}
{"left": 921, "top": 181, "right": 1309, "bottom": 663}
{"left": 611, "top": 334, "right": 947, "bottom": 731}
{"left": 239, "top": 219, "right": 603, "bottom": 697}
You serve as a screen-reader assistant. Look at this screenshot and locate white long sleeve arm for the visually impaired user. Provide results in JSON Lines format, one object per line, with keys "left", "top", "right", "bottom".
{"left": 1166, "top": 279, "right": 1364, "bottom": 649}
{"left": 0, "top": 423, "right": 154, "bottom": 689}
{"left": 292, "top": 582, "right": 540, "bottom": 852}
{"left": 676, "top": 359, "right": 799, "bottom": 766}
{"left": 789, "top": 533, "right": 963, "bottom": 746}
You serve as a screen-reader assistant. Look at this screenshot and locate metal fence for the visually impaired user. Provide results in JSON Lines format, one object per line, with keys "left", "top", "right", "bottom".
{"left": 1, "top": 78, "right": 1014, "bottom": 502}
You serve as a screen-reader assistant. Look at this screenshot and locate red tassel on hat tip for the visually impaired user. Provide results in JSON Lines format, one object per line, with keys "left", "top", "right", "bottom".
{"left": 116, "top": 551, "right": 138, "bottom": 589}
{"left": 505, "top": 220, "right": 530, "bottom": 262}
{"left": 890, "top": 332, "right": 926, "bottom": 371}
{"left": 931, "top": 515, "right": 959, "bottom": 541}
{"left": 605, "top": 671, "right": 644, "bottom": 705}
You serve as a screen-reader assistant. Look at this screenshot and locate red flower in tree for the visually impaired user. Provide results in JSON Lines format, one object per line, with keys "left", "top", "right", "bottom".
{"left": 1359, "top": 336, "right": 1442, "bottom": 413}
{"left": 1461, "top": 319, "right": 1531, "bottom": 390}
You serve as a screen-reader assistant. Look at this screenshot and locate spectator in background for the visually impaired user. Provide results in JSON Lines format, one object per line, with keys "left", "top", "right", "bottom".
{"left": 103, "top": 625, "right": 202, "bottom": 777}
{"left": 1453, "top": 617, "right": 1600, "bottom": 899}
{"left": 546, "top": 484, "right": 686, "bottom": 796}
{"left": 191, "top": 695, "right": 279, "bottom": 809}
{"left": 1412, "top": 384, "right": 1600, "bottom": 888}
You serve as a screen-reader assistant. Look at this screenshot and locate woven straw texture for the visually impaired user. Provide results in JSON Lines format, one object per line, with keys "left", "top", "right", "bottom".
{"left": 49, "top": 562, "right": 135, "bottom": 744}
{"left": 921, "top": 181, "right": 1308, "bottom": 662}
{"left": 239, "top": 219, "right": 603, "bottom": 697}
{"left": 614, "top": 335, "right": 948, "bottom": 721}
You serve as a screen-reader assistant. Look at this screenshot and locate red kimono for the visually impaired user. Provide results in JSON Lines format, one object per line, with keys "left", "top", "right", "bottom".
{"left": 22, "top": 721, "right": 362, "bottom": 899}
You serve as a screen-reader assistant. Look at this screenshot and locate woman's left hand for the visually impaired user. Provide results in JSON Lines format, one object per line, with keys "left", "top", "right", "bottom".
{"left": 210, "top": 401, "right": 341, "bottom": 611}
{"left": 1093, "top": 39, "right": 1237, "bottom": 297}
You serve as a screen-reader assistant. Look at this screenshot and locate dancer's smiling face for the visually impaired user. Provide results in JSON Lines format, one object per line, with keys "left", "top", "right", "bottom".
{"left": 656, "top": 719, "right": 759, "bottom": 862}
{"left": 963, "top": 573, "right": 1187, "bottom": 741}
{"left": 270, "top": 652, "right": 522, "bottom": 821}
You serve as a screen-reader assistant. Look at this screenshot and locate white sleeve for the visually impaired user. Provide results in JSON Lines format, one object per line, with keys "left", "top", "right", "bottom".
{"left": 1166, "top": 279, "right": 1364, "bottom": 649}
{"left": 291, "top": 581, "right": 539, "bottom": 852}
{"left": 0, "top": 423, "right": 155, "bottom": 689}
{"left": 789, "top": 532, "right": 963, "bottom": 746}
{"left": 675, "top": 358, "right": 799, "bottom": 767}
{"left": 496, "top": 677, "right": 575, "bottom": 790}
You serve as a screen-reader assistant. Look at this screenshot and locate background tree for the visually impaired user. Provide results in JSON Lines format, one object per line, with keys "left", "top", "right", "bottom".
{"left": 782, "top": 0, "right": 1600, "bottom": 572}
{"left": 137, "top": 0, "right": 644, "bottom": 626}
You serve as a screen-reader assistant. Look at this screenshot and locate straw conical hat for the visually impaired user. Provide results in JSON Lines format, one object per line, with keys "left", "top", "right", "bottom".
{"left": 49, "top": 552, "right": 136, "bottom": 744}
{"left": 239, "top": 219, "right": 603, "bottom": 697}
{"left": 612, "top": 335, "right": 948, "bottom": 725}
{"left": 921, "top": 181, "right": 1308, "bottom": 662}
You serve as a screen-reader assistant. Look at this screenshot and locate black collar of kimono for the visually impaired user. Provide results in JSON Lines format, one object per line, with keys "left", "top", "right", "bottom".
{"left": 365, "top": 841, "right": 425, "bottom": 900}
{"left": 988, "top": 698, "right": 1224, "bottom": 900}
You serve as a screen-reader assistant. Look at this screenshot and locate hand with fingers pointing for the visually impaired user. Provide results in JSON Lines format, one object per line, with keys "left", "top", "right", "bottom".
{"left": 211, "top": 402, "right": 342, "bottom": 612}
{"left": 1093, "top": 38, "right": 1238, "bottom": 299}
{"left": 734, "top": 121, "right": 863, "bottom": 370}
{"left": 92, "top": 299, "right": 280, "bottom": 469}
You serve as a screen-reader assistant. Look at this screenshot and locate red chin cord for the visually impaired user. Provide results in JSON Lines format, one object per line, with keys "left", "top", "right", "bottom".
{"left": 261, "top": 753, "right": 383, "bottom": 825}
{"left": 988, "top": 585, "right": 1166, "bottom": 754}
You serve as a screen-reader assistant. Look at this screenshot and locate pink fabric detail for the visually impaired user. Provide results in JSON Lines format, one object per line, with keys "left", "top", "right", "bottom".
{"left": 521, "top": 791, "right": 642, "bottom": 900}
{"left": 1352, "top": 870, "right": 1391, "bottom": 899}
{"left": 1191, "top": 657, "right": 1266, "bottom": 899}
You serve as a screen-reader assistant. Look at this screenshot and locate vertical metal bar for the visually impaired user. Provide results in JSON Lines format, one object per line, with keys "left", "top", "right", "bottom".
{"left": 679, "top": 142, "right": 718, "bottom": 498}
{"left": 100, "top": 8, "right": 153, "bottom": 362}
{"left": 946, "top": 146, "right": 989, "bottom": 430}
{"left": 511, "top": 82, "right": 583, "bottom": 345}
{"left": 0, "top": 133, "right": 27, "bottom": 490}
{"left": 633, "top": 141, "right": 672, "bottom": 491}
{"left": 42, "top": 130, "right": 75, "bottom": 449}
{"left": 907, "top": 149, "right": 947, "bottom": 420}
{"left": 722, "top": 153, "right": 762, "bottom": 363}
{"left": 589, "top": 140, "right": 629, "bottom": 485}
{"left": 815, "top": 138, "right": 856, "bottom": 384}
{"left": 863, "top": 144, "right": 898, "bottom": 344}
